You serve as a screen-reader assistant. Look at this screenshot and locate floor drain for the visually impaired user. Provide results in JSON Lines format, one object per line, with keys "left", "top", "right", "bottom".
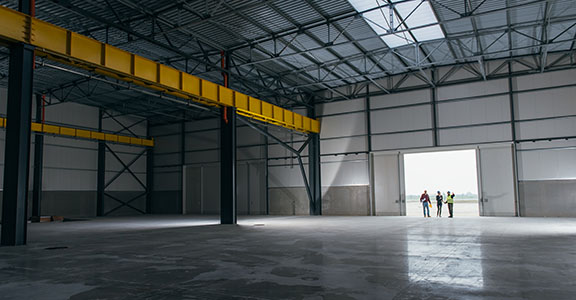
{"left": 44, "top": 246, "right": 68, "bottom": 250}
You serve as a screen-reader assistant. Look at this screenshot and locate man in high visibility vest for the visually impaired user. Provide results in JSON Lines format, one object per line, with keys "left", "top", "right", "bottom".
{"left": 445, "top": 191, "right": 455, "bottom": 218}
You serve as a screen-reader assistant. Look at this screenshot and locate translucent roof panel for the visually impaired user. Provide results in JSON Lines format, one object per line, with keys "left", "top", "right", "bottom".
{"left": 347, "top": 0, "right": 388, "bottom": 12}
{"left": 363, "top": 9, "right": 415, "bottom": 48}
{"left": 394, "top": 0, "right": 438, "bottom": 28}
{"left": 348, "top": 0, "right": 444, "bottom": 48}
{"left": 410, "top": 24, "right": 445, "bottom": 41}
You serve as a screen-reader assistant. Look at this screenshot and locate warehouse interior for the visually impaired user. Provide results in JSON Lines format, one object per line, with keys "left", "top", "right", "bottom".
{"left": 1, "top": 0, "right": 576, "bottom": 299}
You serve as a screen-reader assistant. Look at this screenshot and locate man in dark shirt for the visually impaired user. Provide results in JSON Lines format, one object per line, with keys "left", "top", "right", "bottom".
{"left": 436, "top": 191, "right": 443, "bottom": 217}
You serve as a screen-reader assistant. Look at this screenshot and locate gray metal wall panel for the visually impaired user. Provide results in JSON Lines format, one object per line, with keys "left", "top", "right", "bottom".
{"left": 518, "top": 148, "right": 576, "bottom": 180}
{"left": 515, "top": 86, "right": 576, "bottom": 120}
{"left": 322, "top": 160, "right": 369, "bottom": 186}
{"left": 514, "top": 69, "right": 576, "bottom": 91}
{"left": 371, "top": 105, "right": 432, "bottom": 134}
{"left": 372, "top": 131, "right": 434, "bottom": 150}
{"left": 154, "top": 135, "right": 180, "bottom": 154}
{"left": 320, "top": 112, "right": 366, "bottom": 139}
{"left": 185, "top": 118, "right": 219, "bottom": 131}
{"left": 519, "top": 180, "right": 576, "bottom": 217}
{"left": 370, "top": 89, "right": 430, "bottom": 109}
{"left": 437, "top": 79, "right": 508, "bottom": 100}
{"left": 185, "top": 150, "right": 219, "bottom": 164}
{"left": 321, "top": 136, "right": 367, "bottom": 154}
{"left": 516, "top": 118, "right": 576, "bottom": 140}
{"left": 153, "top": 171, "right": 181, "bottom": 191}
{"left": 42, "top": 168, "right": 97, "bottom": 191}
{"left": 185, "top": 130, "right": 218, "bottom": 150}
{"left": 155, "top": 153, "right": 181, "bottom": 166}
{"left": 269, "top": 165, "right": 306, "bottom": 187}
{"left": 438, "top": 95, "right": 510, "bottom": 127}
{"left": 316, "top": 98, "right": 365, "bottom": 115}
{"left": 439, "top": 124, "right": 511, "bottom": 145}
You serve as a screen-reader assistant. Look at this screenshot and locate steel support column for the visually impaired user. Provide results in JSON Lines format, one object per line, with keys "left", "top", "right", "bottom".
{"left": 146, "top": 121, "right": 153, "bottom": 214}
{"left": 180, "top": 118, "right": 185, "bottom": 214}
{"left": 31, "top": 94, "right": 44, "bottom": 220}
{"left": 307, "top": 107, "right": 322, "bottom": 216}
{"left": 220, "top": 107, "right": 237, "bottom": 224}
{"left": 96, "top": 109, "right": 106, "bottom": 216}
{"left": 1, "top": 42, "right": 34, "bottom": 246}
{"left": 431, "top": 70, "right": 439, "bottom": 147}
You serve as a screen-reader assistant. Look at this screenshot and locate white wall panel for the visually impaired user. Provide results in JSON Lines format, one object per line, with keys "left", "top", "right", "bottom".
{"left": 316, "top": 98, "right": 365, "bottom": 115}
{"left": 518, "top": 148, "right": 576, "bottom": 180}
{"left": 437, "top": 79, "right": 508, "bottom": 100}
{"left": 371, "top": 131, "right": 433, "bottom": 150}
{"left": 320, "top": 112, "right": 366, "bottom": 139}
{"left": 438, "top": 95, "right": 510, "bottom": 127}
{"left": 321, "top": 136, "right": 367, "bottom": 154}
{"left": 269, "top": 165, "right": 306, "bottom": 187}
{"left": 514, "top": 69, "right": 576, "bottom": 91}
{"left": 371, "top": 105, "right": 432, "bottom": 133}
{"left": 515, "top": 86, "right": 576, "bottom": 120}
{"left": 370, "top": 89, "right": 430, "bottom": 109}
{"left": 322, "top": 160, "right": 369, "bottom": 186}
{"left": 516, "top": 117, "right": 576, "bottom": 140}
{"left": 439, "top": 124, "right": 511, "bottom": 145}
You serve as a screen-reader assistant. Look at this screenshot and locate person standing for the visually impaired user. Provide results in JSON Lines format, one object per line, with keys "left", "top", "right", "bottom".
{"left": 436, "top": 191, "right": 443, "bottom": 217}
{"left": 420, "top": 190, "right": 431, "bottom": 218}
{"left": 446, "top": 191, "right": 455, "bottom": 218}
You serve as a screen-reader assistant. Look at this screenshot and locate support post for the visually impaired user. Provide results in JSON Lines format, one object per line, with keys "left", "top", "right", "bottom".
{"left": 431, "top": 69, "right": 439, "bottom": 147}
{"left": 307, "top": 107, "right": 322, "bottom": 216}
{"left": 96, "top": 109, "right": 106, "bottom": 216}
{"left": 220, "top": 107, "right": 237, "bottom": 224}
{"left": 264, "top": 131, "right": 270, "bottom": 215}
{"left": 146, "top": 121, "right": 153, "bottom": 214}
{"left": 1, "top": 42, "right": 35, "bottom": 246}
{"left": 31, "top": 94, "right": 44, "bottom": 220}
{"left": 180, "top": 118, "right": 185, "bottom": 214}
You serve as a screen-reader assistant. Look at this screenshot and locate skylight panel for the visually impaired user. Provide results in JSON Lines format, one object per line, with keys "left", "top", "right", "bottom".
{"left": 347, "top": 0, "right": 383, "bottom": 12}
{"left": 394, "top": 1, "right": 438, "bottom": 28}
{"left": 410, "top": 24, "right": 445, "bottom": 41}
{"left": 347, "top": 0, "right": 445, "bottom": 47}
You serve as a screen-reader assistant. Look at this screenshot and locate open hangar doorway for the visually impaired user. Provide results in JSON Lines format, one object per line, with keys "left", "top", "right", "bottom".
{"left": 370, "top": 144, "right": 518, "bottom": 217}
{"left": 403, "top": 149, "right": 479, "bottom": 217}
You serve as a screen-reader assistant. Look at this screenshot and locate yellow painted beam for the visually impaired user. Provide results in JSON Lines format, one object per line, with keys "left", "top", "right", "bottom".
{"left": 0, "top": 117, "right": 154, "bottom": 147}
{"left": 0, "top": 5, "right": 321, "bottom": 134}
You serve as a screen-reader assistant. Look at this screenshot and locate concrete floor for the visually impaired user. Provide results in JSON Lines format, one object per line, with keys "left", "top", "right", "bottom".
{"left": 1, "top": 216, "right": 576, "bottom": 299}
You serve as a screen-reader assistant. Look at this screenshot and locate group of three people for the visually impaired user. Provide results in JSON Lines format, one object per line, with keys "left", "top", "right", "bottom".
{"left": 419, "top": 190, "right": 455, "bottom": 218}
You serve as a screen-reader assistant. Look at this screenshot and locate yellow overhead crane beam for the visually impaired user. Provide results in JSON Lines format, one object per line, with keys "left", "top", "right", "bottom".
{"left": 0, "top": 5, "right": 320, "bottom": 134}
{"left": 0, "top": 117, "right": 154, "bottom": 147}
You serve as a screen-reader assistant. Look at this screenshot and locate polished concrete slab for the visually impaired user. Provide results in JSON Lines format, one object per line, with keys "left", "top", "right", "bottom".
{"left": 1, "top": 215, "right": 575, "bottom": 299}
